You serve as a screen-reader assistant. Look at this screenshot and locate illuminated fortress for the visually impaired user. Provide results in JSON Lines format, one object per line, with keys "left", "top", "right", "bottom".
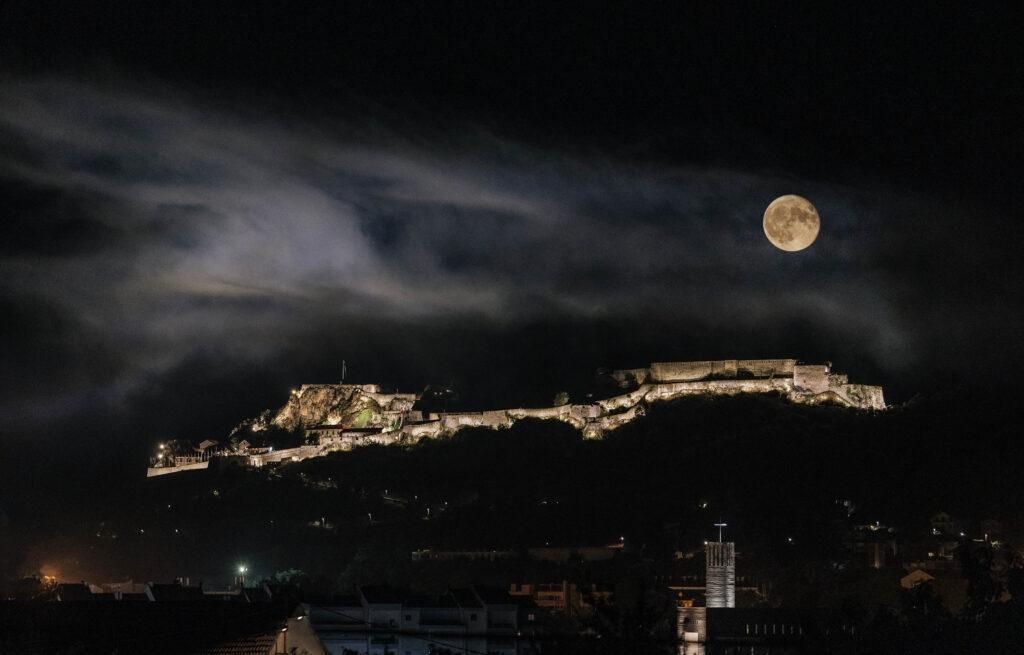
{"left": 148, "top": 359, "right": 884, "bottom": 476}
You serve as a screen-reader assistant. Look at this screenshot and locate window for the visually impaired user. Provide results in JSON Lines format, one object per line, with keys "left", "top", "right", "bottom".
{"left": 404, "top": 615, "right": 411, "bottom": 621}
{"left": 470, "top": 613, "right": 477, "bottom": 621}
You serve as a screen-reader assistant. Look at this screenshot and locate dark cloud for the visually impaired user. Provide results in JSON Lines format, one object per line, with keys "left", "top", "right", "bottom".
{"left": 0, "top": 75, "right": 1019, "bottom": 456}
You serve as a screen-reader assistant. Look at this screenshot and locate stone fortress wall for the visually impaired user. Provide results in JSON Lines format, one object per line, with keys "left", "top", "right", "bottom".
{"left": 148, "top": 358, "right": 885, "bottom": 477}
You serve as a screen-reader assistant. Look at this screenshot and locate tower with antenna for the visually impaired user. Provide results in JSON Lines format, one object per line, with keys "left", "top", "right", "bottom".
{"left": 705, "top": 522, "right": 735, "bottom": 608}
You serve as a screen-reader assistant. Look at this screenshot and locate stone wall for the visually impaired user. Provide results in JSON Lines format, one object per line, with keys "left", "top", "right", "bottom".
{"left": 788, "top": 384, "right": 886, "bottom": 410}
{"left": 146, "top": 461, "right": 210, "bottom": 477}
{"left": 598, "top": 387, "right": 649, "bottom": 413}
{"left": 794, "top": 364, "right": 829, "bottom": 393}
{"left": 839, "top": 384, "right": 886, "bottom": 410}
{"left": 644, "top": 378, "right": 792, "bottom": 402}
{"left": 261, "top": 445, "right": 321, "bottom": 464}
{"left": 365, "top": 392, "right": 420, "bottom": 411}
{"left": 649, "top": 359, "right": 796, "bottom": 382}
{"left": 508, "top": 405, "right": 571, "bottom": 421}
{"left": 402, "top": 421, "right": 443, "bottom": 440}
{"left": 439, "top": 410, "right": 511, "bottom": 431}
{"left": 651, "top": 360, "right": 723, "bottom": 382}
{"left": 590, "top": 404, "right": 643, "bottom": 434}
{"left": 736, "top": 359, "right": 796, "bottom": 377}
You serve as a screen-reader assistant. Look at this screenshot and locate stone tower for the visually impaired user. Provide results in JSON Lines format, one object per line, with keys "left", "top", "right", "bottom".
{"left": 705, "top": 541, "right": 735, "bottom": 608}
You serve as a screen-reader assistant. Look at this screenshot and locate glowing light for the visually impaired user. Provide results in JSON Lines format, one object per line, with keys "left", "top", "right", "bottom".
{"left": 238, "top": 565, "right": 248, "bottom": 574}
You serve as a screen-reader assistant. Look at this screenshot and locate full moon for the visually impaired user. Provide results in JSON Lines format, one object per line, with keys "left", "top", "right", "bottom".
{"left": 763, "top": 195, "right": 820, "bottom": 251}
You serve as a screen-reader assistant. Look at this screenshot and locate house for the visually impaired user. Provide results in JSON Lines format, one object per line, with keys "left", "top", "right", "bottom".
{"left": 299, "top": 586, "right": 522, "bottom": 655}
{"left": 930, "top": 512, "right": 957, "bottom": 536}
{"left": 306, "top": 425, "right": 389, "bottom": 450}
{"left": 7, "top": 600, "right": 293, "bottom": 652}
{"left": 189, "top": 630, "right": 282, "bottom": 655}
{"left": 56, "top": 583, "right": 97, "bottom": 602}
{"left": 526, "top": 544, "right": 621, "bottom": 562}
{"left": 359, "top": 585, "right": 404, "bottom": 630}
{"left": 145, "top": 582, "right": 205, "bottom": 602}
{"left": 680, "top": 607, "right": 845, "bottom": 644}
{"left": 474, "top": 587, "right": 523, "bottom": 634}
{"left": 508, "top": 581, "right": 612, "bottom": 614}
{"left": 668, "top": 583, "right": 765, "bottom": 608}
{"left": 411, "top": 549, "right": 516, "bottom": 562}
{"left": 900, "top": 567, "right": 969, "bottom": 613}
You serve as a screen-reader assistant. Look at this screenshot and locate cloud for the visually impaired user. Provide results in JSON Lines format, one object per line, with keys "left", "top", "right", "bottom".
{"left": 0, "top": 75, "right": 1010, "bottom": 430}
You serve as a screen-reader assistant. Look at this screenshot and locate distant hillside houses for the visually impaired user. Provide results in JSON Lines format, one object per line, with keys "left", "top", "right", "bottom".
{"left": 148, "top": 358, "right": 884, "bottom": 477}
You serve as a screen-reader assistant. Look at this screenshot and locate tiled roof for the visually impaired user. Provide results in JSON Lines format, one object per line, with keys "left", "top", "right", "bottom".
{"left": 359, "top": 585, "right": 405, "bottom": 604}
{"left": 189, "top": 631, "right": 277, "bottom": 655}
{"left": 56, "top": 583, "right": 95, "bottom": 602}
{"left": 241, "top": 586, "right": 273, "bottom": 603}
{"left": 304, "top": 593, "right": 362, "bottom": 607}
{"left": 118, "top": 592, "right": 149, "bottom": 602}
{"left": 450, "top": 588, "right": 483, "bottom": 608}
{"left": 473, "top": 586, "right": 517, "bottom": 605}
{"left": 148, "top": 583, "right": 205, "bottom": 602}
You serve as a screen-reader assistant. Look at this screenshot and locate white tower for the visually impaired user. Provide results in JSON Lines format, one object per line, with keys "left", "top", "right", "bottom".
{"left": 705, "top": 523, "right": 735, "bottom": 608}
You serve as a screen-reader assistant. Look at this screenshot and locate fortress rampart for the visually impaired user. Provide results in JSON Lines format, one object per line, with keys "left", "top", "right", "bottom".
{"left": 147, "top": 358, "right": 885, "bottom": 477}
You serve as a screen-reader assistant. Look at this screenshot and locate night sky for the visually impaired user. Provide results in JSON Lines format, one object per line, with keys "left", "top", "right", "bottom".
{"left": 0, "top": 5, "right": 1021, "bottom": 517}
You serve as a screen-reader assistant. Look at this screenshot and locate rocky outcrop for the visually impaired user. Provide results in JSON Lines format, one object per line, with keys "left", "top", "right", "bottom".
{"left": 271, "top": 384, "right": 387, "bottom": 431}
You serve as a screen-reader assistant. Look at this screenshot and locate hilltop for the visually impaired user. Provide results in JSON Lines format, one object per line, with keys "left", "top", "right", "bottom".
{"left": 148, "top": 358, "right": 885, "bottom": 477}
{"left": 16, "top": 388, "right": 1015, "bottom": 596}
